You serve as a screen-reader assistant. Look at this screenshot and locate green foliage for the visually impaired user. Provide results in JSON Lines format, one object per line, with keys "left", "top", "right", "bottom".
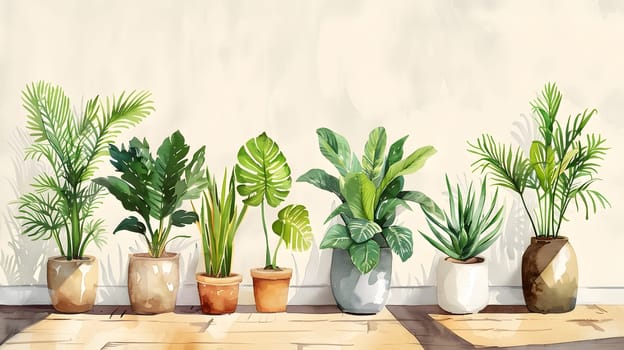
{"left": 16, "top": 81, "right": 153, "bottom": 260}
{"left": 420, "top": 176, "right": 504, "bottom": 261}
{"left": 94, "top": 130, "right": 207, "bottom": 258}
{"left": 298, "top": 127, "right": 439, "bottom": 273}
{"left": 469, "top": 83, "right": 609, "bottom": 237}
{"left": 193, "top": 169, "right": 247, "bottom": 278}
{"left": 235, "top": 132, "right": 312, "bottom": 269}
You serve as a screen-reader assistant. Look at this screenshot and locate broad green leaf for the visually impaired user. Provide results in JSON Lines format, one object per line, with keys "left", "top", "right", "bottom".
{"left": 316, "top": 128, "right": 360, "bottom": 176}
{"left": 349, "top": 240, "right": 381, "bottom": 274}
{"left": 399, "top": 190, "right": 444, "bottom": 220}
{"left": 324, "top": 203, "right": 352, "bottom": 224}
{"left": 171, "top": 209, "right": 199, "bottom": 227}
{"left": 362, "top": 127, "right": 387, "bottom": 186}
{"left": 152, "top": 130, "right": 191, "bottom": 218}
{"left": 377, "top": 146, "right": 436, "bottom": 202}
{"left": 296, "top": 169, "right": 342, "bottom": 199}
{"left": 236, "top": 132, "right": 292, "bottom": 207}
{"left": 319, "top": 224, "right": 353, "bottom": 249}
{"left": 113, "top": 216, "right": 146, "bottom": 235}
{"left": 341, "top": 173, "right": 376, "bottom": 220}
{"left": 376, "top": 198, "right": 410, "bottom": 227}
{"left": 182, "top": 146, "right": 208, "bottom": 201}
{"left": 93, "top": 176, "right": 150, "bottom": 218}
{"left": 347, "top": 218, "right": 381, "bottom": 243}
{"left": 379, "top": 176, "right": 404, "bottom": 202}
{"left": 383, "top": 226, "right": 413, "bottom": 262}
{"left": 384, "top": 135, "right": 408, "bottom": 173}
{"left": 271, "top": 204, "right": 313, "bottom": 252}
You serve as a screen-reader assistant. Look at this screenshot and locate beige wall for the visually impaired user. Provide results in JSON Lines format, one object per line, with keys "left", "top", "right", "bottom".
{"left": 1, "top": 0, "right": 623, "bottom": 304}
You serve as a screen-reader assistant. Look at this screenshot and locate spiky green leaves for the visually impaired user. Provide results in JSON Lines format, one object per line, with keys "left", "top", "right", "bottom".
{"left": 420, "top": 176, "right": 504, "bottom": 261}
{"left": 235, "top": 132, "right": 292, "bottom": 208}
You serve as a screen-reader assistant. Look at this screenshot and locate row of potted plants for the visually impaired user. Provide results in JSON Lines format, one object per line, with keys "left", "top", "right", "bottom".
{"left": 16, "top": 81, "right": 608, "bottom": 315}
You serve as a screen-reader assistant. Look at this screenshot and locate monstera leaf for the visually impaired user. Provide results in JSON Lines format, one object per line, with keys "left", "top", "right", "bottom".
{"left": 235, "top": 132, "right": 292, "bottom": 207}
{"left": 272, "top": 204, "right": 313, "bottom": 252}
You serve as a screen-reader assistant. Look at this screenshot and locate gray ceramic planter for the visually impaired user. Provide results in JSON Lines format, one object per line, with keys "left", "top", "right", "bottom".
{"left": 330, "top": 247, "right": 392, "bottom": 314}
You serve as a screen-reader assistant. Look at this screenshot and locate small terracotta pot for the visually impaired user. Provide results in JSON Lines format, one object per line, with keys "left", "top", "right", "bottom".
{"left": 128, "top": 252, "right": 179, "bottom": 314}
{"left": 437, "top": 256, "right": 488, "bottom": 314}
{"left": 196, "top": 273, "right": 242, "bottom": 315}
{"left": 250, "top": 267, "right": 292, "bottom": 313}
{"left": 522, "top": 236, "right": 578, "bottom": 313}
{"left": 47, "top": 255, "right": 98, "bottom": 313}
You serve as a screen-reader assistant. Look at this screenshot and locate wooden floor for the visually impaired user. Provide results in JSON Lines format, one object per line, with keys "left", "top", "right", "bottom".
{"left": 1, "top": 305, "right": 624, "bottom": 349}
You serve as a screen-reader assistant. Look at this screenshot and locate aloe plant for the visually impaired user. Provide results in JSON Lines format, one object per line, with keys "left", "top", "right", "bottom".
{"left": 469, "top": 83, "right": 609, "bottom": 238}
{"left": 298, "top": 127, "right": 440, "bottom": 273}
{"left": 192, "top": 169, "right": 247, "bottom": 277}
{"left": 235, "top": 132, "right": 313, "bottom": 269}
{"left": 94, "top": 130, "right": 207, "bottom": 258}
{"left": 16, "top": 81, "right": 153, "bottom": 260}
{"left": 420, "top": 176, "right": 504, "bottom": 261}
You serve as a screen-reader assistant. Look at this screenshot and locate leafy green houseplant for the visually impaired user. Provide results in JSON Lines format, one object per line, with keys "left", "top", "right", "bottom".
{"left": 468, "top": 82, "right": 608, "bottom": 313}
{"left": 298, "top": 127, "right": 438, "bottom": 314}
{"left": 192, "top": 169, "right": 248, "bottom": 315}
{"left": 16, "top": 81, "right": 152, "bottom": 313}
{"left": 420, "top": 176, "right": 504, "bottom": 314}
{"left": 235, "top": 132, "right": 313, "bottom": 312}
{"left": 94, "top": 130, "right": 207, "bottom": 314}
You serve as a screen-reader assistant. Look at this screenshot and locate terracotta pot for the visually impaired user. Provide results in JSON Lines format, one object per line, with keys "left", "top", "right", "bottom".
{"left": 250, "top": 267, "right": 292, "bottom": 312}
{"left": 128, "top": 252, "right": 179, "bottom": 314}
{"left": 196, "top": 273, "right": 242, "bottom": 314}
{"left": 330, "top": 248, "right": 392, "bottom": 315}
{"left": 47, "top": 255, "right": 98, "bottom": 313}
{"left": 522, "top": 236, "right": 578, "bottom": 313}
{"left": 437, "top": 257, "right": 488, "bottom": 314}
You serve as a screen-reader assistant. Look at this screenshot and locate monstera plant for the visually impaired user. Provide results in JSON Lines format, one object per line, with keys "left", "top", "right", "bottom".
{"left": 298, "top": 127, "right": 439, "bottom": 314}
{"left": 94, "top": 130, "right": 207, "bottom": 314}
{"left": 16, "top": 81, "right": 153, "bottom": 313}
{"left": 235, "top": 132, "right": 313, "bottom": 312}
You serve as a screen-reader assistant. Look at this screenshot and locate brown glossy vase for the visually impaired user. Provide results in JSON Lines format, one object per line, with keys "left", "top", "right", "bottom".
{"left": 196, "top": 273, "right": 242, "bottom": 315}
{"left": 250, "top": 267, "right": 292, "bottom": 313}
{"left": 47, "top": 255, "right": 98, "bottom": 313}
{"left": 128, "top": 252, "right": 179, "bottom": 314}
{"left": 521, "top": 236, "right": 578, "bottom": 313}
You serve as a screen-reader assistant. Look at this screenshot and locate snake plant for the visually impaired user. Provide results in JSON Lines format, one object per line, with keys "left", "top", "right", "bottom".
{"left": 94, "top": 130, "right": 208, "bottom": 258}
{"left": 420, "top": 176, "right": 504, "bottom": 261}
{"left": 16, "top": 81, "right": 153, "bottom": 260}
{"left": 298, "top": 127, "right": 441, "bottom": 273}
{"left": 469, "top": 83, "right": 609, "bottom": 238}
{"left": 235, "top": 132, "right": 313, "bottom": 270}
{"left": 192, "top": 169, "right": 248, "bottom": 278}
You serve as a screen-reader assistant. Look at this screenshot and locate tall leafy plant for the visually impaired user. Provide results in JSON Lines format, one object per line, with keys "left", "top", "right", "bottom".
{"left": 17, "top": 81, "right": 153, "bottom": 260}
{"left": 235, "top": 132, "right": 313, "bottom": 270}
{"left": 192, "top": 169, "right": 248, "bottom": 278}
{"left": 94, "top": 130, "right": 208, "bottom": 258}
{"left": 298, "top": 127, "right": 440, "bottom": 273}
{"left": 420, "top": 176, "right": 504, "bottom": 261}
{"left": 469, "top": 83, "right": 609, "bottom": 238}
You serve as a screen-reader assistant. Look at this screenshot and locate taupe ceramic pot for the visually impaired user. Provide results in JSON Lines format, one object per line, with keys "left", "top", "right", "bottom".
{"left": 196, "top": 273, "right": 242, "bottom": 315}
{"left": 47, "top": 255, "right": 98, "bottom": 313}
{"left": 521, "top": 236, "right": 578, "bottom": 313}
{"left": 250, "top": 267, "right": 292, "bottom": 313}
{"left": 128, "top": 252, "right": 179, "bottom": 314}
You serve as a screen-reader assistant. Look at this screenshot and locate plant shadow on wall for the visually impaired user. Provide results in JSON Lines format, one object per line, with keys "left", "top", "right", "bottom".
{"left": 1, "top": 129, "right": 51, "bottom": 290}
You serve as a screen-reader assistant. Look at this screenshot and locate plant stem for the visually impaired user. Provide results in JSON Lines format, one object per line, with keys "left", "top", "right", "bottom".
{"left": 519, "top": 193, "right": 538, "bottom": 237}
{"left": 70, "top": 200, "right": 81, "bottom": 259}
{"left": 271, "top": 236, "right": 284, "bottom": 269}
{"left": 260, "top": 200, "right": 271, "bottom": 267}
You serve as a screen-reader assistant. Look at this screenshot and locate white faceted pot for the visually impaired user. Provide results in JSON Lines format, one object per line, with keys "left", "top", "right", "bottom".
{"left": 437, "top": 256, "right": 488, "bottom": 314}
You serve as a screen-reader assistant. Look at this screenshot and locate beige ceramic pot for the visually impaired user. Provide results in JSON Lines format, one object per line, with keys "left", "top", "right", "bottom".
{"left": 437, "top": 257, "right": 488, "bottom": 314}
{"left": 47, "top": 255, "right": 98, "bottom": 313}
{"left": 522, "top": 236, "right": 578, "bottom": 313}
{"left": 250, "top": 267, "right": 292, "bottom": 313}
{"left": 196, "top": 273, "right": 242, "bottom": 315}
{"left": 128, "top": 252, "right": 179, "bottom": 314}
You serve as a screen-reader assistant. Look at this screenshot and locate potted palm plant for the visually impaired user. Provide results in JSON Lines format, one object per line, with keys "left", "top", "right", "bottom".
{"left": 469, "top": 83, "right": 609, "bottom": 313}
{"left": 94, "top": 130, "right": 207, "bottom": 314}
{"left": 298, "top": 127, "right": 439, "bottom": 314}
{"left": 420, "top": 176, "right": 505, "bottom": 314}
{"left": 192, "top": 169, "right": 247, "bottom": 315}
{"left": 235, "top": 132, "right": 313, "bottom": 313}
{"left": 16, "top": 81, "right": 152, "bottom": 313}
